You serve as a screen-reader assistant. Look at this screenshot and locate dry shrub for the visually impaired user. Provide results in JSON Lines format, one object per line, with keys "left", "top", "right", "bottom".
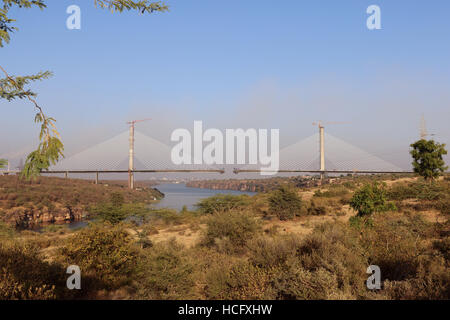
{"left": 388, "top": 180, "right": 450, "bottom": 215}
{"left": 135, "top": 239, "right": 196, "bottom": 299}
{"left": 272, "top": 267, "right": 339, "bottom": 300}
{"left": 0, "top": 241, "right": 67, "bottom": 299}
{"left": 314, "top": 185, "right": 352, "bottom": 205}
{"left": 58, "top": 223, "right": 138, "bottom": 291}
{"left": 294, "top": 223, "right": 368, "bottom": 298}
{"left": 201, "top": 210, "right": 261, "bottom": 253}
{"left": 204, "top": 260, "right": 276, "bottom": 300}
{"left": 355, "top": 212, "right": 449, "bottom": 299}
{"left": 307, "top": 197, "right": 341, "bottom": 216}
{"left": 359, "top": 212, "right": 429, "bottom": 281}
{"left": 268, "top": 186, "right": 303, "bottom": 220}
{"left": 383, "top": 257, "right": 450, "bottom": 299}
{"left": 206, "top": 223, "right": 369, "bottom": 300}
{"left": 248, "top": 235, "right": 303, "bottom": 269}
{"left": 436, "top": 195, "right": 450, "bottom": 215}
{"left": 248, "top": 235, "right": 344, "bottom": 299}
{"left": 196, "top": 194, "right": 252, "bottom": 215}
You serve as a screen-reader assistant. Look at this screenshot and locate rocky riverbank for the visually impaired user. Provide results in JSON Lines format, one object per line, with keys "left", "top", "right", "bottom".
{"left": 186, "top": 180, "right": 266, "bottom": 192}
{"left": 2, "top": 204, "right": 85, "bottom": 229}
{"left": 186, "top": 176, "right": 337, "bottom": 193}
{"left": 0, "top": 176, "right": 163, "bottom": 229}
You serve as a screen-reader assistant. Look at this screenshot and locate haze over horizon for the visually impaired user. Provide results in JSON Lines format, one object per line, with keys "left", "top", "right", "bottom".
{"left": 1, "top": 0, "right": 449, "bottom": 171}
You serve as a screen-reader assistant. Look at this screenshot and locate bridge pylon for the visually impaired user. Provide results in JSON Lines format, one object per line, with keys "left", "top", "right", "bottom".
{"left": 127, "top": 118, "right": 151, "bottom": 189}
{"left": 313, "top": 121, "right": 349, "bottom": 180}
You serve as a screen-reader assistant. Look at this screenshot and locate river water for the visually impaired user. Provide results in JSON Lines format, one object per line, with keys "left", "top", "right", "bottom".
{"left": 152, "top": 183, "right": 256, "bottom": 211}
{"left": 38, "top": 183, "right": 254, "bottom": 231}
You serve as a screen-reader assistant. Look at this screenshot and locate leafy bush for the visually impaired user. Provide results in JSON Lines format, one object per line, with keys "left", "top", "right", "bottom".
{"left": 387, "top": 183, "right": 420, "bottom": 201}
{"left": 110, "top": 192, "right": 125, "bottom": 207}
{"left": 350, "top": 182, "right": 396, "bottom": 216}
{"left": 201, "top": 210, "right": 261, "bottom": 253}
{"left": 58, "top": 224, "right": 138, "bottom": 291}
{"left": 196, "top": 194, "right": 251, "bottom": 214}
{"left": 146, "top": 208, "right": 185, "bottom": 225}
{"left": 268, "top": 186, "right": 302, "bottom": 220}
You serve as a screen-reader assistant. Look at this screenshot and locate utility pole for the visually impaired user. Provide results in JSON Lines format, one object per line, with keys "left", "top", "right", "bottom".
{"left": 127, "top": 118, "right": 151, "bottom": 189}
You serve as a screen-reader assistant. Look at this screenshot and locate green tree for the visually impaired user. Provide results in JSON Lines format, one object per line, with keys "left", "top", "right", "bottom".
{"left": 0, "top": 0, "right": 168, "bottom": 179}
{"left": 410, "top": 139, "right": 448, "bottom": 181}
{"left": 350, "top": 182, "right": 396, "bottom": 217}
{"left": 0, "top": 159, "right": 6, "bottom": 168}
{"left": 268, "top": 186, "right": 302, "bottom": 220}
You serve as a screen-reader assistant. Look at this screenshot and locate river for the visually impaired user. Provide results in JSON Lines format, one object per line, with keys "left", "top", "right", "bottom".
{"left": 152, "top": 183, "right": 256, "bottom": 211}
{"left": 44, "top": 183, "right": 255, "bottom": 231}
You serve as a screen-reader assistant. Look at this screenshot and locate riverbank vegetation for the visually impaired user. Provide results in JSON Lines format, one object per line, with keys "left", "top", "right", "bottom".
{"left": 0, "top": 174, "right": 448, "bottom": 300}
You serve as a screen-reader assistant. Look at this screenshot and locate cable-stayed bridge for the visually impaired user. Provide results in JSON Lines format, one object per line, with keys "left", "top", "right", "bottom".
{"left": 1, "top": 129, "right": 411, "bottom": 185}
{"left": 0, "top": 127, "right": 410, "bottom": 188}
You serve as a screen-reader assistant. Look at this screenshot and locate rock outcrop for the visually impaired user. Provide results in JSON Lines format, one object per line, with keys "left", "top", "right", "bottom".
{"left": 2, "top": 204, "right": 85, "bottom": 229}
{"left": 186, "top": 177, "right": 335, "bottom": 192}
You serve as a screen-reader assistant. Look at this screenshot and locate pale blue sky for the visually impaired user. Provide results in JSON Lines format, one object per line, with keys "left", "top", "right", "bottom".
{"left": 1, "top": 0, "right": 449, "bottom": 169}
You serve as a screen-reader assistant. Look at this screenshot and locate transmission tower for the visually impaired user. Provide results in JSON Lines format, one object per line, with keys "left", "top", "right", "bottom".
{"left": 420, "top": 114, "right": 435, "bottom": 140}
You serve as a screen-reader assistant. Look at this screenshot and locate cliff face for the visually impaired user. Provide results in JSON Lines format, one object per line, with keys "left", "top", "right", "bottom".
{"left": 0, "top": 176, "right": 165, "bottom": 229}
{"left": 2, "top": 204, "right": 85, "bottom": 229}
{"left": 186, "top": 177, "right": 333, "bottom": 193}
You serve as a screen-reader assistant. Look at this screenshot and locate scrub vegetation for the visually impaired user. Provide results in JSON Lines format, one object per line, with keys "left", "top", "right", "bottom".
{"left": 0, "top": 173, "right": 449, "bottom": 300}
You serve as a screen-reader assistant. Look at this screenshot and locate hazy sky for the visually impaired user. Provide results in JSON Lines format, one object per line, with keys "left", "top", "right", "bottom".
{"left": 1, "top": 0, "right": 449, "bottom": 169}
